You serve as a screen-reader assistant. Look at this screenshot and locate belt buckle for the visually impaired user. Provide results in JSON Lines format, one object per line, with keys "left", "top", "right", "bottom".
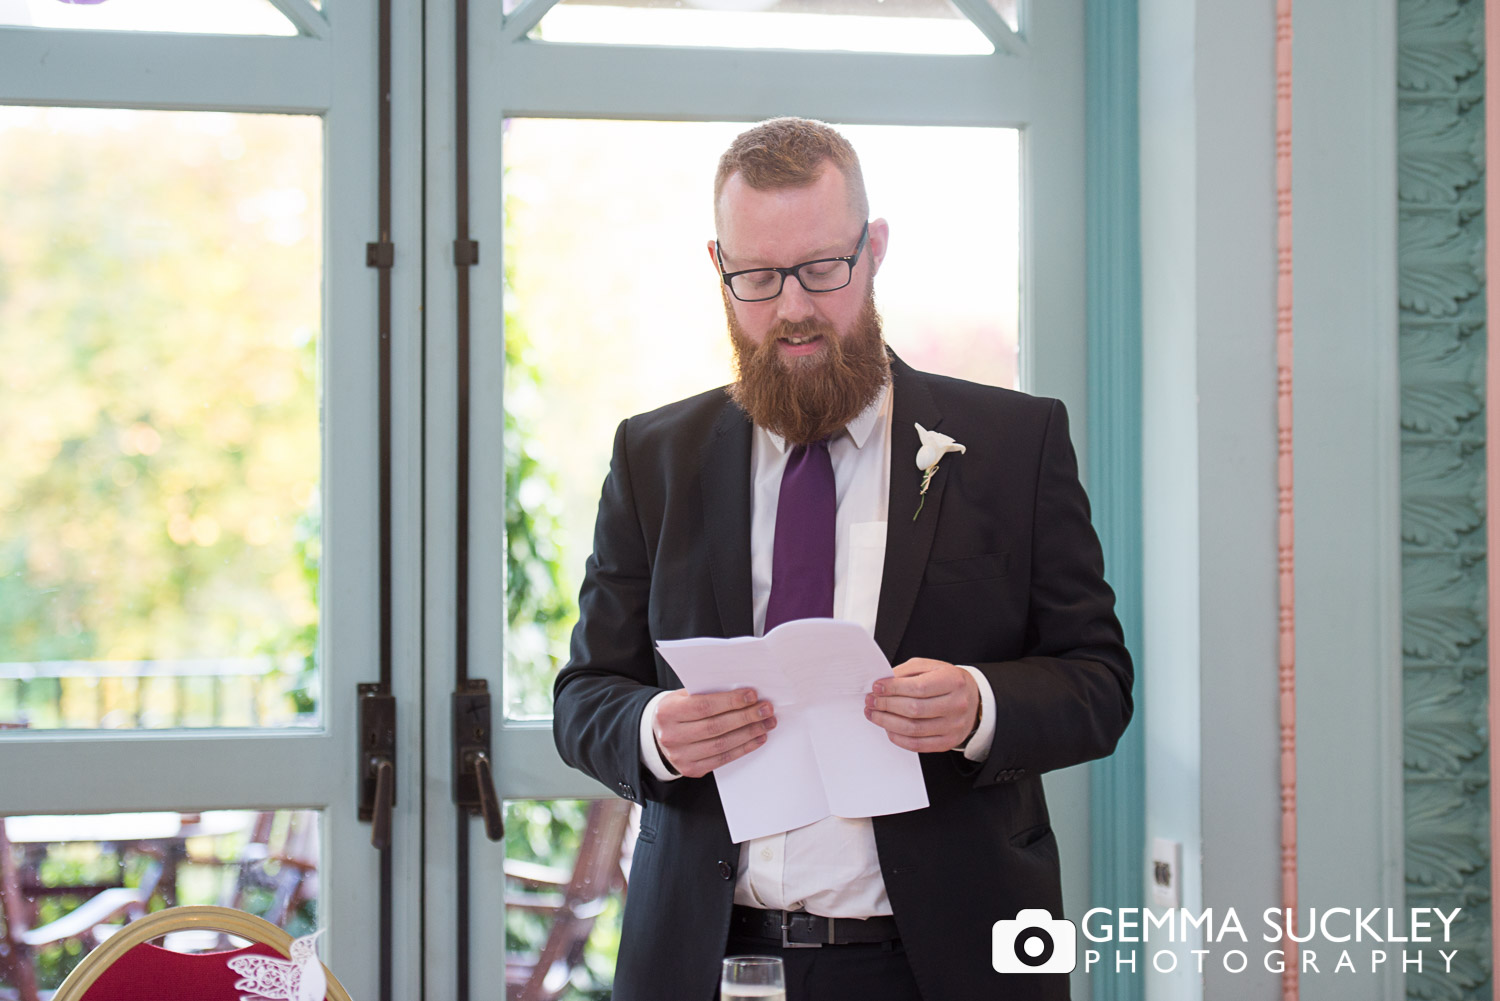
{"left": 780, "top": 910, "right": 824, "bottom": 949}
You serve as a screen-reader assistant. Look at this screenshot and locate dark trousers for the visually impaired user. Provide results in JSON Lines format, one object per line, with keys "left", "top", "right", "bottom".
{"left": 723, "top": 932, "right": 924, "bottom": 1001}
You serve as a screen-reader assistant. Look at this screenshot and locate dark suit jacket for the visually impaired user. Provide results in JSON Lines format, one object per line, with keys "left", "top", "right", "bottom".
{"left": 552, "top": 355, "right": 1133, "bottom": 1001}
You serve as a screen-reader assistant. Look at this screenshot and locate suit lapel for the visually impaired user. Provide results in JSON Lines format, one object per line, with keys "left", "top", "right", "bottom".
{"left": 699, "top": 358, "right": 944, "bottom": 651}
{"left": 874, "top": 357, "right": 946, "bottom": 661}
{"left": 700, "top": 397, "right": 755, "bottom": 638}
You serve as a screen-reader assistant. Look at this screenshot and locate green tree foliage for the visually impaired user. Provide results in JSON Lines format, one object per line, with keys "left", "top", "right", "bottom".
{"left": 501, "top": 172, "right": 617, "bottom": 997}
{"left": 0, "top": 105, "right": 610, "bottom": 991}
{"left": 0, "top": 108, "right": 322, "bottom": 727}
{"left": 502, "top": 192, "right": 575, "bottom": 718}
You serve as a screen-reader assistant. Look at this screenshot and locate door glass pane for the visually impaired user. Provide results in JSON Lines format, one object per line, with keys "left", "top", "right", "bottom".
{"left": 504, "top": 799, "right": 626, "bottom": 999}
{"left": 0, "top": 107, "right": 323, "bottom": 731}
{"left": 502, "top": 118, "right": 1019, "bottom": 718}
{"left": 528, "top": 0, "right": 1013, "bottom": 54}
{"left": 0, "top": 809, "right": 320, "bottom": 995}
{"left": 0, "top": 0, "right": 298, "bottom": 35}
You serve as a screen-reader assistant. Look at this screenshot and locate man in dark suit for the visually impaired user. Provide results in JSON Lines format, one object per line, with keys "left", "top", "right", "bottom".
{"left": 553, "top": 118, "right": 1132, "bottom": 1001}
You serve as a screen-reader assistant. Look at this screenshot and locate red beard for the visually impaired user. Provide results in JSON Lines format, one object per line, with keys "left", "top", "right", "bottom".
{"left": 726, "top": 285, "right": 891, "bottom": 445}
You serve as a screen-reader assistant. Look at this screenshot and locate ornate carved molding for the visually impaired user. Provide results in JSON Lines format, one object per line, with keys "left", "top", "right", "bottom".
{"left": 1400, "top": 0, "right": 1492, "bottom": 997}
{"left": 1485, "top": 0, "right": 1500, "bottom": 985}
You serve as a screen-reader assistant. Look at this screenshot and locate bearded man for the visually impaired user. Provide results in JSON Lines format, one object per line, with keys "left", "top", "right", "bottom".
{"left": 552, "top": 118, "right": 1133, "bottom": 1001}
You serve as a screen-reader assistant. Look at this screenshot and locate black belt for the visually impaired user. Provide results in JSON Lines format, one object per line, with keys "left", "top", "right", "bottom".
{"left": 730, "top": 905, "right": 901, "bottom": 949}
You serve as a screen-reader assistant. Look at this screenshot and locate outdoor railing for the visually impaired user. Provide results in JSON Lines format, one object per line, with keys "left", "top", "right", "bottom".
{"left": 0, "top": 658, "right": 315, "bottom": 730}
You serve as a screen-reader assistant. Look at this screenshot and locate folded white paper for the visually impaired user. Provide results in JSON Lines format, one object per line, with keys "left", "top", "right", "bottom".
{"left": 656, "top": 618, "right": 930, "bottom": 842}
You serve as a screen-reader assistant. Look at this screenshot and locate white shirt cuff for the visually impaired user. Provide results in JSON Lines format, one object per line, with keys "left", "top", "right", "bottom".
{"left": 639, "top": 690, "right": 681, "bottom": 782}
{"left": 955, "top": 665, "right": 996, "bottom": 762}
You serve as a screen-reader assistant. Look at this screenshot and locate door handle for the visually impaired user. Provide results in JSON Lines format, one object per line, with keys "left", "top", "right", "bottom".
{"left": 453, "top": 679, "right": 504, "bottom": 841}
{"left": 470, "top": 751, "right": 504, "bottom": 841}
{"left": 358, "top": 684, "right": 397, "bottom": 849}
{"left": 369, "top": 757, "right": 395, "bottom": 849}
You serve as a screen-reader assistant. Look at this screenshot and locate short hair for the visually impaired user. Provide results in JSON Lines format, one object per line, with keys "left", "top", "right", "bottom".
{"left": 713, "top": 117, "right": 869, "bottom": 223}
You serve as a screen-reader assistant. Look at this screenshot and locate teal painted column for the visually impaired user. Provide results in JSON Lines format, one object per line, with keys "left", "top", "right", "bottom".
{"left": 1085, "top": 1, "right": 1145, "bottom": 998}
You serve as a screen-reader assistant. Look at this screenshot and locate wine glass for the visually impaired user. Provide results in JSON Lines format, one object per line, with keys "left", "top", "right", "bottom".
{"left": 721, "top": 955, "right": 786, "bottom": 1001}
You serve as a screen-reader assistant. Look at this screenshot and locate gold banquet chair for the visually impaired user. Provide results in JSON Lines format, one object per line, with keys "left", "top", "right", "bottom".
{"left": 50, "top": 905, "right": 353, "bottom": 1001}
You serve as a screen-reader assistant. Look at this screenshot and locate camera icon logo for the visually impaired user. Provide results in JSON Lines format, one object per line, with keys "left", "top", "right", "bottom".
{"left": 992, "top": 909, "right": 1077, "bottom": 974}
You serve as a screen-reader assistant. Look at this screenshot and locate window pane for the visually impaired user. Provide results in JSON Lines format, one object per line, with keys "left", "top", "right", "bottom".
{"left": 502, "top": 119, "right": 1019, "bottom": 719}
{"left": 0, "top": 809, "right": 320, "bottom": 996}
{"left": 0, "top": 0, "right": 299, "bottom": 35}
{"left": 504, "top": 799, "right": 626, "bottom": 999}
{"left": 529, "top": 0, "right": 1009, "bottom": 54}
{"left": 0, "top": 108, "right": 323, "bottom": 730}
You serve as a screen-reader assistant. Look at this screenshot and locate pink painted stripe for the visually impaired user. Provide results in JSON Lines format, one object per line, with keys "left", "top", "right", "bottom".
{"left": 1486, "top": 0, "right": 1500, "bottom": 982}
{"left": 1275, "top": 1, "right": 1299, "bottom": 999}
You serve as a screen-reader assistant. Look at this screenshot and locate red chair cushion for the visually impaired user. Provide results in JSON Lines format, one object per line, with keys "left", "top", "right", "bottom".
{"left": 80, "top": 941, "right": 295, "bottom": 1001}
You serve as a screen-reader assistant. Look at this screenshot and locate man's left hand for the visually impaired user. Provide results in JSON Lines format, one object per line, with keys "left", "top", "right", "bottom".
{"left": 864, "top": 658, "right": 979, "bottom": 753}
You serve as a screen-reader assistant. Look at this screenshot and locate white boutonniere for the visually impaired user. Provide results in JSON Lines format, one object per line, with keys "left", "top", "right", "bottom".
{"left": 913, "top": 423, "right": 966, "bottom": 520}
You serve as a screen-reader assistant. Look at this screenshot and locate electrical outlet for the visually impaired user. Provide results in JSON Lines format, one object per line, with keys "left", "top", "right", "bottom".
{"left": 1150, "top": 837, "right": 1182, "bottom": 909}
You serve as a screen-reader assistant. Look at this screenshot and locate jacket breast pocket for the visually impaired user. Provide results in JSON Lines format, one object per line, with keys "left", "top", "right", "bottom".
{"left": 923, "top": 551, "right": 1010, "bottom": 586}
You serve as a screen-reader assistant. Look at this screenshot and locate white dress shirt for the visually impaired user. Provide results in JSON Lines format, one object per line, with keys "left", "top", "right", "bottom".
{"left": 637, "top": 382, "right": 997, "bottom": 917}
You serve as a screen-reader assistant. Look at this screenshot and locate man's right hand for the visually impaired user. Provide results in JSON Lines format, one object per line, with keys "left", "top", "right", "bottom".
{"left": 652, "top": 688, "right": 776, "bottom": 778}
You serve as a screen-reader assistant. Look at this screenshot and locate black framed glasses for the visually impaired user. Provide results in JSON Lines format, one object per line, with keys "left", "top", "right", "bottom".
{"left": 716, "top": 222, "right": 870, "bottom": 303}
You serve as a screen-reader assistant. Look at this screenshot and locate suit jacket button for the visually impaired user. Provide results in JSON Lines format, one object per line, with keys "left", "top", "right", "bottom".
{"left": 718, "top": 860, "right": 735, "bottom": 880}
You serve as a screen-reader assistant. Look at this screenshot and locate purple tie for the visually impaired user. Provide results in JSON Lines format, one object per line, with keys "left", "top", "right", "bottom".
{"left": 764, "top": 439, "right": 836, "bottom": 632}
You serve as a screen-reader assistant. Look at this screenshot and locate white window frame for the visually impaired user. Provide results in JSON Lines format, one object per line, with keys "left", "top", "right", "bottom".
{"left": 0, "top": 5, "right": 426, "bottom": 997}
